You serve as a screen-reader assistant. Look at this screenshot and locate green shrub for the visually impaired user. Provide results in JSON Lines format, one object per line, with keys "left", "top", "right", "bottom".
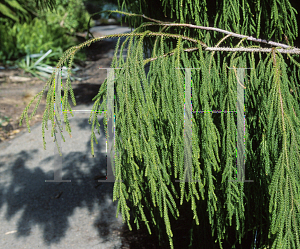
{"left": 0, "top": 0, "right": 92, "bottom": 67}
{"left": 0, "top": 16, "right": 86, "bottom": 68}
{"left": 37, "top": 0, "right": 95, "bottom": 34}
{"left": 0, "top": 0, "right": 33, "bottom": 23}
{"left": 0, "top": 18, "right": 17, "bottom": 62}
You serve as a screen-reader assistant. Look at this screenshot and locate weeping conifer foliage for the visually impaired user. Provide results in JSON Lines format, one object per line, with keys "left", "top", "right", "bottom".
{"left": 19, "top": 0, "right": 300, "bottom": 248}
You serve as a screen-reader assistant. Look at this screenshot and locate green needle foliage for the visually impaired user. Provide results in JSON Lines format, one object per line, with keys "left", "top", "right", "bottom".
{"left": 20, "top": 0, "right": 300, "bottom": 248}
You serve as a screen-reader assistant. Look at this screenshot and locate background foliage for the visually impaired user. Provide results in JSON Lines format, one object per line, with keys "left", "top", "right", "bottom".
{"left": 37, "top": 0, "right": 95, "bottom": 35}
{"left": 0, "top": 0, "right": 94, "bottom": 75}
{"left": 0, "top": 17, "right": 78, "bottom": 63}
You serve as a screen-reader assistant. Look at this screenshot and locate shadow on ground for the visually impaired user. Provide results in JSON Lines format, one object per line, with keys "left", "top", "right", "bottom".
{"left": 0, "top": 113, "right": 126, "bottom": 247}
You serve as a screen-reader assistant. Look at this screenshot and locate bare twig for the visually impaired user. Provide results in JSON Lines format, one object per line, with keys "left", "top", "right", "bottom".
{"left": 55, "top": 191, "right": 63, "bottom": 199}
{"left": 105, "top": 10, "right": 300, "bottom": 51}
{"left": 145, "top": 22, "right": 297, "bottom": 50}
{"left": 60, "top": 12, "right": 68, "bottom": 27}
{"left": 205, "top": 47, "right": 300, "bottom": 54}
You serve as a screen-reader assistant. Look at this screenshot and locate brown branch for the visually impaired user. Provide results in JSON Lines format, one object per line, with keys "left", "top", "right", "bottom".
{"left": 145, "top": 22, "right": 298, "bottom": 50}
{"left": 107, "top": 11, "right": 300, "bottom": 51}
{"left": 205, "top": 47, "right": 300, "bottom": 54}
{"left": 143, "top": 46, "right": 300, "bottom": 66}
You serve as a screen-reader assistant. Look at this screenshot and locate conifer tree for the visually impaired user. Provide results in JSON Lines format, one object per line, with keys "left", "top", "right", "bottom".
{"left": 21, "top": 0, "right": 300, "bottom": 248}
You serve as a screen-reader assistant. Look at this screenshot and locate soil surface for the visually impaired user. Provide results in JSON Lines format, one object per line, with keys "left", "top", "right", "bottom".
{"left": 0, "top": 39, "right": 118, "bottom": 143}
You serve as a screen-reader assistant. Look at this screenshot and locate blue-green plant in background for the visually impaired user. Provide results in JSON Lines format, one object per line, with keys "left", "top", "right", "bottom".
{"left": 15, "top": 49, "right": 82, "bottom": 81}
{"left": 0, "top": 16, "right": 87, "bottom": 78}
{"left": 99, "top": 2, "right": 120, "bottom": 20}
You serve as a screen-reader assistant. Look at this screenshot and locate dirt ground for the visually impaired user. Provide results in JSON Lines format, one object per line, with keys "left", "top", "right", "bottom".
{"left": 0, "top": 39, "right": 117, "bottom": 143}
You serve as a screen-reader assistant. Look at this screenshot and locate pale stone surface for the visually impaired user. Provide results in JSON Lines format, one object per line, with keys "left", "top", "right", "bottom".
{"left": 0, "top": 103, "right": 125, "bottom": 248}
